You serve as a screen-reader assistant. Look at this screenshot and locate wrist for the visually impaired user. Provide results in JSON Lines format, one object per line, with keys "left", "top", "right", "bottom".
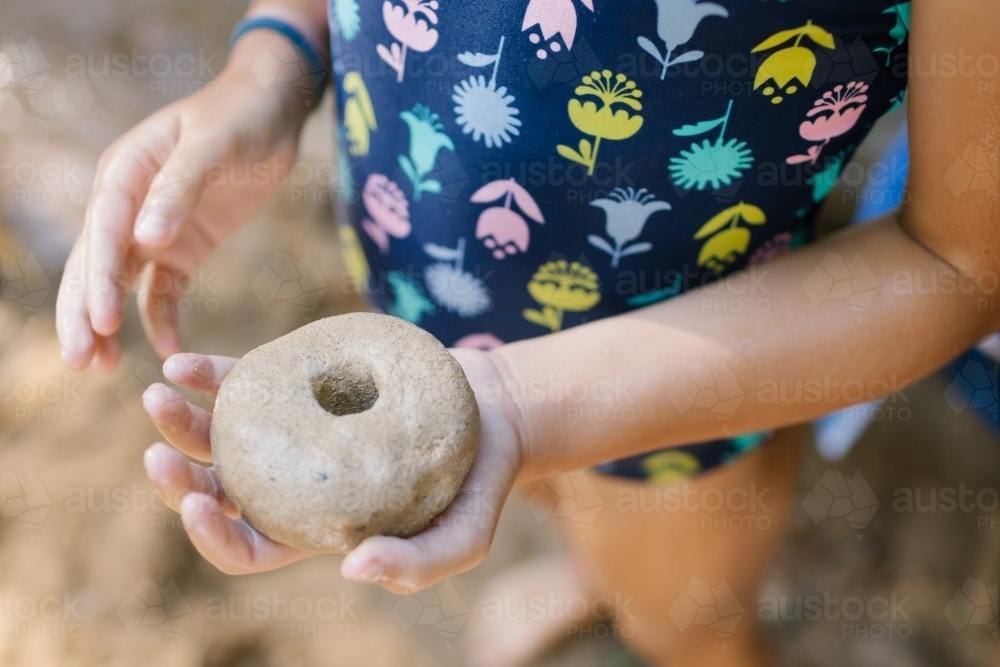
{"left": 449, "top": 347, "right": 530, "bottom": 482}
{"left": 481, "top": 344, "right": 558, "bottom": 483}
{"left": 225, "top": 14, "right": 329, "bottom": 115}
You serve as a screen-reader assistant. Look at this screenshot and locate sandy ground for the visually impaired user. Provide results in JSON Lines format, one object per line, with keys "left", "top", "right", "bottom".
{"left": 1, "top": 0, "right": 999, "bottom": 665}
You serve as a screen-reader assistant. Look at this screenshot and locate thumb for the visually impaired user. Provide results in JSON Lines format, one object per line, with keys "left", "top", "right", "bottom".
{"left": 133, "top": 139, "right": 212, "bottom": 248}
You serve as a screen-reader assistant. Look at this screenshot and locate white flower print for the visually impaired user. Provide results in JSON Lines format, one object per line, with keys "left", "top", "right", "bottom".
{"left": 452, "top": 36, "right": 521, "bottom": 148}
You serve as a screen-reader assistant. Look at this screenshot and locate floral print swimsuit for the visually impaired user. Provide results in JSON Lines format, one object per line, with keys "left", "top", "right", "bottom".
{"left": 328, "top": 0, "right": 910, "bottom": 482}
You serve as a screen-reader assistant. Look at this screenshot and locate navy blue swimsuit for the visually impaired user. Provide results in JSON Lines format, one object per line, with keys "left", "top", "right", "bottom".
{"left": 327, "top": 0, "right": 909, "bottom": 482}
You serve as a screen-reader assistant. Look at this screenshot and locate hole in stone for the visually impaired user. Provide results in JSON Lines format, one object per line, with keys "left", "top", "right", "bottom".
{"left": 311, "top": 368, "right": 378, "bottom": 416}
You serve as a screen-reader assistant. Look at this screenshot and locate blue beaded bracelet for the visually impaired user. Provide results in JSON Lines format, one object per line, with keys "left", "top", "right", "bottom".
{"left": 230, "top": 16, "right": 329, "bottom": 106}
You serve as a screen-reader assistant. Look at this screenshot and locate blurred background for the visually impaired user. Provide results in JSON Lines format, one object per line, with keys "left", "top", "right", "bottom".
{"left": 0, "top": 1, "right": 998, "bottom": 665}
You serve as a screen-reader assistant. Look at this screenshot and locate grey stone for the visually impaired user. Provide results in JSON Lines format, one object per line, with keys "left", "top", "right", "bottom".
{"left": 211, "top": 313, "right": 480, "bottom": 554}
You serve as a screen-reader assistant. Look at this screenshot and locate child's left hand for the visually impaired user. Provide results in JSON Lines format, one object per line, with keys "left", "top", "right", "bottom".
{"left": 142, "top": 348, "right": 524, "bottom": 593}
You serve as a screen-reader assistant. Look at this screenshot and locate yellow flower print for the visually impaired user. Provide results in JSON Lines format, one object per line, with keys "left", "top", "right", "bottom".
{"left": 693, "top": 202, "right": 767, "bottom": 272}
{"left": 557, "top": 70, "right": 643, "bottom": 176}
{"left": 342, "top": 72, "right": 377, "bottom": 156}
{"left": 751, "top": 20, "right": 835, "bottom": 104}
{"left": 338, "top": 224, "right": 370, "bottom": 294}
{"left": 523, "top": 260, "right": 601, "bottom": 332}
{"left": 640, "top": 450, "right": 702, "bottom": 485}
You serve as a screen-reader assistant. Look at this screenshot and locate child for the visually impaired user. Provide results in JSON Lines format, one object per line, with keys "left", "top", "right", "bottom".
{"left": 57, "top": 0, "right": 1000, "bottom": 664}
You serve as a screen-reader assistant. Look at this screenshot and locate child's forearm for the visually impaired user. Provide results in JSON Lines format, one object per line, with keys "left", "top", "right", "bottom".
{"left": 493, "top": 215, "right": 999, "bottom": 481}
{"left": 225, "top": 0, "right": 330, "bottom": 124}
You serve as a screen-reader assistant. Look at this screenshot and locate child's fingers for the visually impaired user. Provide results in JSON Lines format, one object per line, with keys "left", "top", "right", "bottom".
{"left": 137, "top": 262, "right": 184, "bottom": 359}
{"left": 91, "top": 334, "right": 122, "bottom": 374}
{"left": 339, "top": 501, "right": 494, "bottom": 595}
{"left": 162, "top": 353, "right": 239, "bottom": 396}
{"left": 179, "top": 493, "right": 312, "bottom": 575}
{"left": 56, "top": 243, "right": 97, "bottom": 371}
{"left": 133, "top": 139, "right": 210, "bottom": 249}
{"left": 83, "top": 146, "right": 147, "bottom": 338}
{"left": 143, "top": 383, "right": 213, "bottom": 461}
{"left": 341, "top": 437, "right": 516, "bottom": 593}
{"left": 143, "top": 442, "right": 236, "bottom": 517}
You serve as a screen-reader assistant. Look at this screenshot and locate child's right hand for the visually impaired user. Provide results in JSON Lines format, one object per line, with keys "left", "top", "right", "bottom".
{"left": 57, "top": 36, "right": 315, "bottom": 372}
{"left": 142, "top": 348, "right": 525, "bottom": 592}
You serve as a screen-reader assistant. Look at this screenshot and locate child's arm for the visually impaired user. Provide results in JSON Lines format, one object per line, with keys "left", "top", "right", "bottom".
{"left": 341, "top": 0, "right": 1000, "bottom": 589}
{"left": 493, "top": 0, "right": 1000, "bottom": 479}
{"left": 56, "top": 0, "right": 329, "bottom": 371}
{"left": 141, "top": 0, "right": 998, "bottom": 593}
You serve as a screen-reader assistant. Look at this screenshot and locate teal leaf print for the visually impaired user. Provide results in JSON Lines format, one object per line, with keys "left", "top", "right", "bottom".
{"left": 398, "top": 155, "right": 418, "bottom": 187}
{"left": 625, "top": 272, "right": 682, "bottom": 306}
{"left": 808, "top": 154, "right": 845, "bottom": 203}
{"left": 668, "top": 100, "right": 754, "bottom": 191}
{"left": 873, "top": 2, "right": 911, "bottom": 66}
{"left": 398, "top": 104, "right": 455, "bottom": 200}
{"left": 673, "top": 116, "right": 727, "bottom": 137}
{"left": 334, "top": 0, "right": 362, "bottom": 41}
{"left": 387, "top": 271, "right": 435, "bottom": 323}
{"left": 418, "top": 179, "right": 443, "bottom": 195}
{"left": 887, "top": 87, "right": 906, "bottom": 114}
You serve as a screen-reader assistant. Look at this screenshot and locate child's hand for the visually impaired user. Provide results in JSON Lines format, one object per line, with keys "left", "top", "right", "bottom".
{"left": 142, "top": 348, "right": 524, "bottom": 593}
{"left": 57, "top": 49, "right": 312, "bottom": 373}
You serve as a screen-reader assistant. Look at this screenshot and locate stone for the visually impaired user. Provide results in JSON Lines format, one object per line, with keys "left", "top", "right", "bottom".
{"left": 210, "top": 312, "right": 480, "bottom": 554}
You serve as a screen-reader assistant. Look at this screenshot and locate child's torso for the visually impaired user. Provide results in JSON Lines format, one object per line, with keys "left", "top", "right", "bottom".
{"left": 328, "top": 0, "right": 909, "bottom": 348}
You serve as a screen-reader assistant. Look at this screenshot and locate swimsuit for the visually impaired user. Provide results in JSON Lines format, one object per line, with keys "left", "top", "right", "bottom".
{"left": 327, "top": 0, "right": 910, "bottom": 482}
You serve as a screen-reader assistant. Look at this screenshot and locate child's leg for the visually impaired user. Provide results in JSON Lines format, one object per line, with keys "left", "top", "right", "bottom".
{"left": 467, "top": 426, "right": 804, "bottom": 667}
{"left": 575, "top": 426, "right": 806, "bottom": 666}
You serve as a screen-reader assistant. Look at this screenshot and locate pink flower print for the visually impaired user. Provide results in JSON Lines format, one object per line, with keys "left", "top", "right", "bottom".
{"left": 377, "top": 0, "right": 440, "bottom": 82}
{"left": 522, "top": 0, "right": 594, "bottom": 60}
{"left": 747, "top": 232, "right": 791, "bottom": 266}
{"left": 470, "top": 178, "right": 545, "bottom": 260}
{"left": 787, "top": 81, "right": 868, "bottom": 165}
{"left": 361, "top": 173, "right": 411, "bottom": 254}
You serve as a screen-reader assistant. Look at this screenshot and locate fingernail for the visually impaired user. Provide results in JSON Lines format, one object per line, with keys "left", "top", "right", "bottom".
{"left": 180, "top": 493, "right": 213, "bottom": 516}
{"left": 135, "top": 214, "right": 168, "bottom": 244}
{"left": 345, "top": 558, "right": 383, "bottom": 582}
{"left": 61, "top": 347, "right": 83, "bottom": 370}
